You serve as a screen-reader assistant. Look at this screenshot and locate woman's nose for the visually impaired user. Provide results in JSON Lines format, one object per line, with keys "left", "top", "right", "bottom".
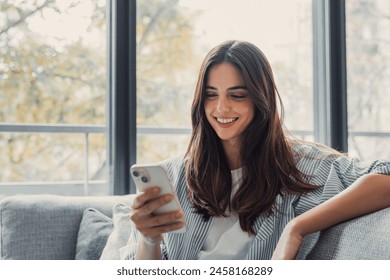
{"left": 217, "top": 97, "right": 231, "bottom": 114}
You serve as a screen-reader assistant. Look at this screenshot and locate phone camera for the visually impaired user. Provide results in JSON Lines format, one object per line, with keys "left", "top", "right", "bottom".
{"left": 141, "top": 176, "right": 148, "bottom": 183}
{"left": 132, "top": 171, "right": 139, "bottom": 177}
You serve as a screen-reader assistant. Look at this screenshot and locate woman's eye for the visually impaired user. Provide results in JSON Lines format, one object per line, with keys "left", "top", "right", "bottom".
{"left": 231, "top": 94, "right": 247, "bottom": 100}
{"left": 206, "top": 93, "right": 217, "bottom": 99}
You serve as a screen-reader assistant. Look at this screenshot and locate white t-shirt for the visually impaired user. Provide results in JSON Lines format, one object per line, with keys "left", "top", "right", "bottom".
{"left": 197, "top": 168, "right": 255, "bottom": 259}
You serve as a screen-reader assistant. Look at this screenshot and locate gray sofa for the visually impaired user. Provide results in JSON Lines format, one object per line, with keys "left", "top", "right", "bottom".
{"left": 0, "top": 194, "right": 134, "bottom": 260}
{"left": 0, "top": 194, "right": 389, "bottom": 260}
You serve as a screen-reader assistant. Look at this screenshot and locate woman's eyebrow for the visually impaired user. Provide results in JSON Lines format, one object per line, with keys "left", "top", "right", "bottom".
{"left": 228, "top": 85, "right": 247, "bottom": 91}
{"left": 205, "top": 85, "right": 247, "bottom": 90}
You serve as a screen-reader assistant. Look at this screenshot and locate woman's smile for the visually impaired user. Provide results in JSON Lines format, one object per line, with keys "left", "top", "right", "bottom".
{"left": 214, "top": 117, "right": 239, "bottom": 124}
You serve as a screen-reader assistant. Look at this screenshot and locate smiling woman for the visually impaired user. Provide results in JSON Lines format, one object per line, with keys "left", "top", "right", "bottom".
{"left": 126, "top": 40, "right": 390, "bottom": 260}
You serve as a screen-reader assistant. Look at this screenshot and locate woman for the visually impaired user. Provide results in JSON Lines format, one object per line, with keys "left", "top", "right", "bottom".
{"left": 128, "top": 40, "right": 390, "bottom": 260}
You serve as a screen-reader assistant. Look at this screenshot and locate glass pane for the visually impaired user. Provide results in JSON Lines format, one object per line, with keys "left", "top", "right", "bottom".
{"left": 346, "top": 0, "right": 390, "bottom": 160}
{"left": 136, "top": 0, "right": 313, "bottom": 163}
{"left": 0, "top": 0, "right": 106, "bottom": 125}
{"left": 348, "top": 135, "right": 390, "bottom": 160}
{"left": 0, "top": 0, "right": 107, "bottom": 195}
{"left": 137, "top": 134, "right": 191, "bottom": 163}
{"left": 0, "top": 133, "right": 102, "bottom": 181}
{"left": 0, "top": 132, "right": 107, "bottom": 195}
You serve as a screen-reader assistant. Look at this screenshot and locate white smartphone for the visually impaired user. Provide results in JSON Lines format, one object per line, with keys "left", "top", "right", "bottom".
{"left": 130, "top": 163, "right": 186, "bottom": 233}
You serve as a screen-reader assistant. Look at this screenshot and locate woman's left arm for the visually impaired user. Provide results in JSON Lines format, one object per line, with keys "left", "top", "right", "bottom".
{"left": 272, "top": 173, "right": 390, "bottom": 260}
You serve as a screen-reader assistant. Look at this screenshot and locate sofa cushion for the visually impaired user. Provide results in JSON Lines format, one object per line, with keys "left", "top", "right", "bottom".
{"left": 100, "top": 203, "right": 133, "bottom": 260}
{"left": 75, "top": 208, "right": 113, "bottom": 260}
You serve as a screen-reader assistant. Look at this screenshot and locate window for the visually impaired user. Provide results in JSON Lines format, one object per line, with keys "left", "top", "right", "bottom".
{"left": 346, "top": 0, "right": 390, "bottom": 160}
{"left": 3, "top": 0, "right": 386, "bottom": 196}
{"left": 0, "top": 0, "right": 108, "bottom": 195}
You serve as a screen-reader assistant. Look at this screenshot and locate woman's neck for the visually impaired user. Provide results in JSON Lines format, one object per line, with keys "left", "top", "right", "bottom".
{"left": 222, "top": 141, "right": 242, "bottom": 170}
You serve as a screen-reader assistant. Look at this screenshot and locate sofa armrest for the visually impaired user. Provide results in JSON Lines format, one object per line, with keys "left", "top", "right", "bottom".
{"left": 297, "top": 207, "right": 390, "bottom": 259}
{"left": 0, "top": 194, "right": 133, "bottom": 260}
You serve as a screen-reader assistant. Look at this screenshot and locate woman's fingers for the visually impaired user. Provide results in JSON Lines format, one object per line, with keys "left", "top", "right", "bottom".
{"left": 131, "top": 208, "right": 182, "bottom": 229}
{"left": 139, "top": 217, "right": 185, "bottom": 237}
{"left": 138, "top": 210, "right": 183, "bottom": 228}
{"left": 130, "top": 187, "right": 186, "bottom": 239}
{"left": 132, "top": 187, "right": 161, "bottom": 209}
{"left": 131, "top": 194, "right": 174, "bottom": 220}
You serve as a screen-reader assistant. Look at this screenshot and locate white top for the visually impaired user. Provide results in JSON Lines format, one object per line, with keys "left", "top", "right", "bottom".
{"left": 197, "top": 168, "right": 255, "bottom": 259}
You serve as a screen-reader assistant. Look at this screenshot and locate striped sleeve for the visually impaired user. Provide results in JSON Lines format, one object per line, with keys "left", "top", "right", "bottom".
{"left": 294, "top": 145, "right": 390, "bottom": 216}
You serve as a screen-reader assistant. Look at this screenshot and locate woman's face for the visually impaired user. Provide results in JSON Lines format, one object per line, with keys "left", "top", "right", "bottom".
{"left": 204, "top": 62, "right": 255, "bottom": 148}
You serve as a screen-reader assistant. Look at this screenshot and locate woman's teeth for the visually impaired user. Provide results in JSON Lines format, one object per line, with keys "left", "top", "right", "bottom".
{"left": 216, "top": 117, "right": 238, "bottom": 124}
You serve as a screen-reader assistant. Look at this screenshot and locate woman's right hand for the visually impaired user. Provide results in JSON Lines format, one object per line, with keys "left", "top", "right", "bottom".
{"left": 130, "top": 186, "right": 185, "bottom": 245}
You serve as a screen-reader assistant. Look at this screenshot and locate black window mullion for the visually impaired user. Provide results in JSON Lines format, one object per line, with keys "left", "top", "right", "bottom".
{"left": 313, "top": 0, "right": 348, "bottom": 153}
{"left": 108, "top": 0, "right": 137, "bottom": 195}
{"left": 328, "top": 0, "right": 348, "bottom": 153}
{"left": 128, "top": 0, "right": 137, "bottom": 194}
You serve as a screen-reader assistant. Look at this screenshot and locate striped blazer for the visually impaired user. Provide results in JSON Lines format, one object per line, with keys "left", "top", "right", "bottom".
{"left": 122, "top": 143, "right": 390, "bottom": 260}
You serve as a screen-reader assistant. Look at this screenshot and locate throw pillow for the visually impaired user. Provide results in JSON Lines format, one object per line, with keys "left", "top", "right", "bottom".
{"left": 100, "top": 203, "right": 133, "bottom": 259}
{"left": 75, "top": 208, "right": 113, "bottom": 260}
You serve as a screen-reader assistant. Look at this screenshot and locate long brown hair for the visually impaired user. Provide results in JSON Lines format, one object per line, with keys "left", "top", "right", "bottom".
{"left": 185, "top": 40, "right": 320, "bottom": 234}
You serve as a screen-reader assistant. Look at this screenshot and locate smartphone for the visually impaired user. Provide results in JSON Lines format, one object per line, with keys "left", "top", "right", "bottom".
{"left": 130, "top": 163, "right": 186, "bottom": 233}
